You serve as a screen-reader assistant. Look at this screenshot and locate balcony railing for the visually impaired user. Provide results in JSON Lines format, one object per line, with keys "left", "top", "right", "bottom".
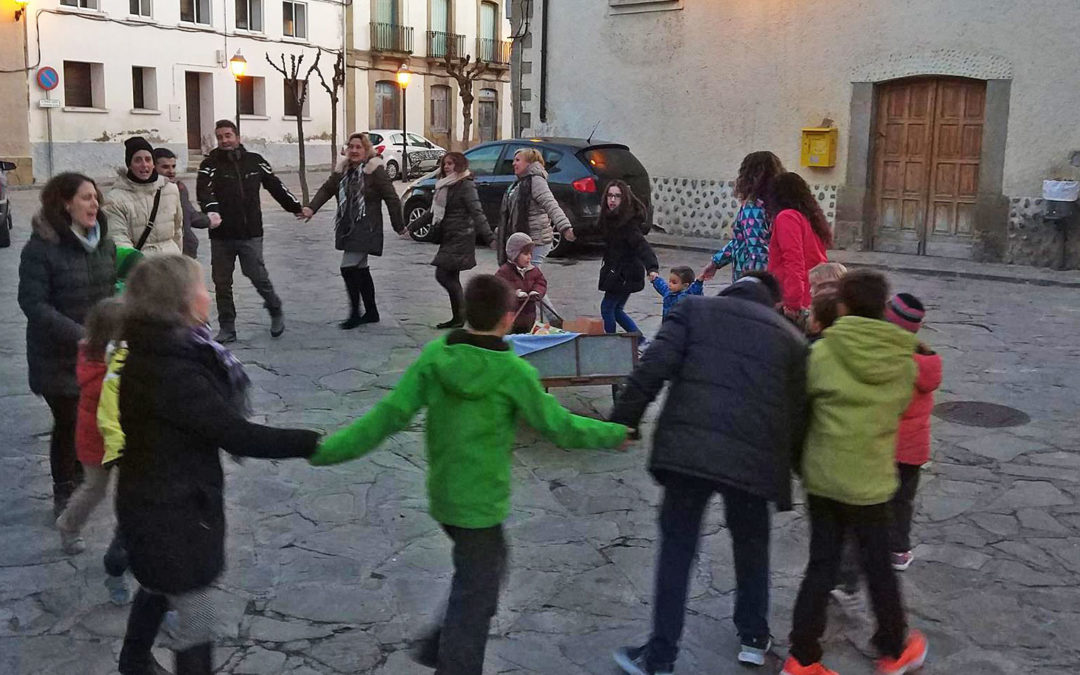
{"left": 475, "top": 38, "right": 511, "bottom": 65}
{"left": 371, "top": 22, "right": 414, "bottom": 54}
{"left": 426, "top": 30, "right": 465, "bottom": 60}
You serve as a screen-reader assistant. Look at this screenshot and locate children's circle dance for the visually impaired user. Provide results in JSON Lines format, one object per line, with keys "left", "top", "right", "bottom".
{"left": 18, "top": 141, "right": 939, "bottom": 675}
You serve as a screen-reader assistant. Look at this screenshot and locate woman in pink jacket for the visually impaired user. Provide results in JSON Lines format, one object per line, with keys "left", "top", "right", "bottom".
{"left": 885, "top": 293, "right": 943, "bottom": 571}
{"left": 765, "top": 173, "right": 830, "bottom": 321}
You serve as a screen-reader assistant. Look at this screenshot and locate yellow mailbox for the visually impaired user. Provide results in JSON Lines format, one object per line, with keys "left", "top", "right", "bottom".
{"left": 801, "top": 127, "right": 838, "bottom": 168}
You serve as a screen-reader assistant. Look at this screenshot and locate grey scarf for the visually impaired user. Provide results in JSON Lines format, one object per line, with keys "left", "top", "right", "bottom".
{"left": 431, "top": 171, "right": 471, "bottom": 225}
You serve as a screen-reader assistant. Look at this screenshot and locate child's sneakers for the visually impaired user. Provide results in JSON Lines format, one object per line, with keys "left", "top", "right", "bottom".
{"left": 876, "top": 630, "right": 927, "bottom": 674}
{"left": 104, "top": 574, "right": 130, "bottom": 605}
{"left": 612, "top": 645, "right": 674, "bottom": 675}
{"left": 891, "top": 551, "right": 914, "bottom": 571}
{"left": 57, "top": 522, "right": 85, "bottom": 555}
{"left": 780, "top": 656, "right": 839, "bottom": 675}
{"left": 737, "top": 636, "right": 772, "bottom": 666}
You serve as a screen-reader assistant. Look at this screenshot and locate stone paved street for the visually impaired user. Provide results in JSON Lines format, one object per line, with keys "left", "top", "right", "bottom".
{"left": 2, "top": 182, "right": 1080, "bottom": 674}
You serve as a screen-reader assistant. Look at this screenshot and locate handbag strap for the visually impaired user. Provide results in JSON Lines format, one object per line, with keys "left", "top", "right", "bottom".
{"left": 135, "top": 187, "right": 164, "bottom": 251}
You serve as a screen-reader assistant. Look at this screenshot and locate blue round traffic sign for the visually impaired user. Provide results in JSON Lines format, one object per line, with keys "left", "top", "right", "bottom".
{"left": 37, "top": 67, "right": 59, "bottom": 91}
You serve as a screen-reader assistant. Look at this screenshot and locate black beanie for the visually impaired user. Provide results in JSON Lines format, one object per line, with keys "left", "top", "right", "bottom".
{"left": 124, "top": 136, "right": 154, "bottom": 167}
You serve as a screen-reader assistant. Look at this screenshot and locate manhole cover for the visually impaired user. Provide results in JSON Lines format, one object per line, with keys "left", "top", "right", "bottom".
{"left": 933, "top": 401, "right": 1030, "bottom": 428}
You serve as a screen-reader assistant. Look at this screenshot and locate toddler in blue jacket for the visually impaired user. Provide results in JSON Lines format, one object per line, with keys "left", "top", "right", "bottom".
{"left": 649, "top": 266, "right": 704, "bottom": 320}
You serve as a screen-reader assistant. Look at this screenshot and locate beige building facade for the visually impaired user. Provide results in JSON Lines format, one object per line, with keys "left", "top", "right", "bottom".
{"left": 510, "top": 0, "right": 1080, "bottom": 268}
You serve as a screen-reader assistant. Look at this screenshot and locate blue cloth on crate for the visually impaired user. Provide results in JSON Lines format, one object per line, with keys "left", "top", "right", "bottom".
{"left": 504, "top": 332, "right": 580, "bottom": 357}
{"left": 652, "top": 277, "right": 704, "bottom": 318}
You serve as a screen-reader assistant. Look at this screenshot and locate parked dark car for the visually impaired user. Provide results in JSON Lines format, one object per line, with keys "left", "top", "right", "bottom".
{"left": 400, "top": 138, "right": 652, "bottom": 256}
{"left": 0, "top": 160, "right": 15, "bottom": 249}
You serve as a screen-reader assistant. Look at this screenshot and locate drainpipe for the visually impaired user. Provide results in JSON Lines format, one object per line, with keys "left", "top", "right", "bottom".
{"left": 539, "top": 0, "right": 548, "bottom": 123}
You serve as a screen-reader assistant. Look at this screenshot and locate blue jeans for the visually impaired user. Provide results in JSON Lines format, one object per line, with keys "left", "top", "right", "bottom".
{"left": 647, "top": 472, "right": 771, "bottom": 666}
{"left": 600, "top": 292, "right": 640, "bottom": 334}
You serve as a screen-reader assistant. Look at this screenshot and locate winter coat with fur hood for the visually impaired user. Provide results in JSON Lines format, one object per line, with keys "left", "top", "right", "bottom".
{"left": 18, "top": 212, "right": 116, "bottom": 397}
{"left": 309, "top": 155, "right": 404, "bottom": 256}
{"left": 103, "top": 170, "right": 184, "bottom": 255}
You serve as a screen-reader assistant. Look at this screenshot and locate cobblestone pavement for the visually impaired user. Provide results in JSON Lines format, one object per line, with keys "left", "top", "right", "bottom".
{"left": 2, "top": 183, "right": 1079, "bottom": 674}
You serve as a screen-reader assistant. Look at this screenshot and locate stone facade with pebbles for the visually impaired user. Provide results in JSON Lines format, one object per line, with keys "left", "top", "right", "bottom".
{"left": 1005, "top": 197, "right": 1080, "bottom": 270}
{"left": 650, "top": 176, "right": 838, "bottom": 240}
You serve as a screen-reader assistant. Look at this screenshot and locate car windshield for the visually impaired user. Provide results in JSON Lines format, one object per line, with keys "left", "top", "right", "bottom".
{"left": 581, "top": 147, "right": 646, "bottom": 178}
{"left": 408, "top": 133, "right": 431, "bottom": 148}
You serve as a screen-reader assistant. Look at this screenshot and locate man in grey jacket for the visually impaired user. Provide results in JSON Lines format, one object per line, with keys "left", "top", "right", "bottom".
{"left": 153, "top": 148, "right": 209, "bottom": 258}
{"left": 610, "top": 272, "right": 809, "bottom": 674}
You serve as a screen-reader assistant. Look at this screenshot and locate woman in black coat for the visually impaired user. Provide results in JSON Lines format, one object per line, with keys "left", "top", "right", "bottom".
{"left": 587, "top": 180, "right": 659, "bottom": 336}
{"left": 408, "top": 152, "right": 494, "bottom": 328}
{"left": 18, "top": 173, "right": 116, "bottom": 516}
{"left": 304, "top": 132, "right": 405, "bottom": 328}
{"left": 114, "top": 255, "right": 319, "bottom": 675}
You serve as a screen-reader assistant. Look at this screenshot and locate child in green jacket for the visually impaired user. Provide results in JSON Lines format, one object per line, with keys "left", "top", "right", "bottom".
{"left": 783, "top": 270, "right": 927, "bottom": 675}
{"left": 311, "top": 274, "right": 628, "bottom": 675}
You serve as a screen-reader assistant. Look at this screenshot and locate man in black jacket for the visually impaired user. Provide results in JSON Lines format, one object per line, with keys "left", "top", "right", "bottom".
{"left": 610, "top": 272, "right": 809, "bottom": 675}
{"left": 196, "top": 119, "right": 302, "bottom": 343}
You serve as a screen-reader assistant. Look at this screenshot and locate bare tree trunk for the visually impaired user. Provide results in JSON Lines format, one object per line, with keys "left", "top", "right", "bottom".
{"left": 329, "top": 98, "right": 338, "bottom": 166}
{"left": 296, "top": 114, "right": 309, "bottom": 202}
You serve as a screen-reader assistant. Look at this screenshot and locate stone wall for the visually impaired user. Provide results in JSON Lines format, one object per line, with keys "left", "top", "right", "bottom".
{"left": 1006, "top": 196, "right": 1080, "bottom": 269}
{"left": 650, "top": 175, "right": 838, "bottom": 240}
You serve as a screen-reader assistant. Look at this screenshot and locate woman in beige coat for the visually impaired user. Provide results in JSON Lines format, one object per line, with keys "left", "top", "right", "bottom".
{"left": 104, "top": 137, "right": 183, "bottom": 255}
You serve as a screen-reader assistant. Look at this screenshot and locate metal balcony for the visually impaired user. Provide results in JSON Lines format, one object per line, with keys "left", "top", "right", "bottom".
{"left": 370, "top": 22, "right": 414, "bottom": 54}
{"left": 475, "top": 38, "right": 511, "bottom": 65}
{"left": 426, "top": 31, "right": 465, "bottom": 60}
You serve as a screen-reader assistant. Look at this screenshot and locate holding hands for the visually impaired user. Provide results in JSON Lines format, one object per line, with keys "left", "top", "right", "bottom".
{"left": 296, "top": 207, "right": 314, "bottom": 222}
{"left": 208, "top": 212, "right": 222, "bottom": 229}
{"left": 648, "top": 271, "right": 660, "bottom": 281}
{"left": 700, "top": 263, "right": 717, "bottom": 281}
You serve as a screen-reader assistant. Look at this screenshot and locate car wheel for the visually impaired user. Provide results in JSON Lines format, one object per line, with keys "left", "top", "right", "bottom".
{"left": 385, "top": 160, "right": 400, "bottom": 181}
{"left": 406, "top": 200, "right": 436, "bottom": 242}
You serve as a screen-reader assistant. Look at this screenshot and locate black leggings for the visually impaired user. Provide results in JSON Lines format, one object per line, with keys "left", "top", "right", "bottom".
{"left": 44, "top": 395, "right": 81, "bottom": 494}
{"left": 434, "top": 267, "right": 464, "bottom": 320}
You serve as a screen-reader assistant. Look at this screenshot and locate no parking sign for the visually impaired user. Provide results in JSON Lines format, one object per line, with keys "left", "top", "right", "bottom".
{"left": 36, "top": 67, "right": 59, "bottom": 91}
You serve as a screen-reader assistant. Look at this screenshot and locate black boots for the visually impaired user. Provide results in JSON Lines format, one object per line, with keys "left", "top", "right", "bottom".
{"left": 340, "top": 267, "right": 379, "bottom": 329}
{"left": 175, "top": 642, "right": 213, "bottom": 675}
{"left": 118, "top": 588, "right": 168, "bottom": 675}
{"left": 339, "top": 267, "right": 362, "bottom": 329}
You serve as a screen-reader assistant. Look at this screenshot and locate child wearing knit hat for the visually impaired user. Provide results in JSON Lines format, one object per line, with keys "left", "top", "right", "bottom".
{"left": 495, "top": 232, "right": 548, "bottom": 333}
{"left": 884, "top": 292, "right": 943, "bottom": 572}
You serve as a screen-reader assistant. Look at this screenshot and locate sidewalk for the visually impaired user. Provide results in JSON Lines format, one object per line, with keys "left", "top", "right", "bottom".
{"left": 649, "top": 232, "right": 1080, "bottom": 288}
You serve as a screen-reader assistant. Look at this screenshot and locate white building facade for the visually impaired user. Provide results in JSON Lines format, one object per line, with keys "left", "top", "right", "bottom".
{"left": 5, "top": 0, "right": 344, "bottom": 181}
{"left": 510, "top": 0, "right": 1080, "bottom": 269}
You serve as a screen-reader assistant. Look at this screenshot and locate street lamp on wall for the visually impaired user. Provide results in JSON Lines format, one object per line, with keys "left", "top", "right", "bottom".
{"left": 14, "top": 0, "right": 28, "bottom": 21}
{"left": 229, "top": 51, "right": 247, "bottom": 135}
{"left": 396, "top": 63, "right": 411, "bottom": 181}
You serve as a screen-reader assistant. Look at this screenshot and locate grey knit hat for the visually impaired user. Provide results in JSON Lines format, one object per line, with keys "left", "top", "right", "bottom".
{"left": 505, "top": 232, "right": 534, "bottom": 262}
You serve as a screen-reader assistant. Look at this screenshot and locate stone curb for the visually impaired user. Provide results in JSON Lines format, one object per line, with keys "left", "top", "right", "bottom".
{"left": 648, "top": 232, "right": 1080, "bottom": 289}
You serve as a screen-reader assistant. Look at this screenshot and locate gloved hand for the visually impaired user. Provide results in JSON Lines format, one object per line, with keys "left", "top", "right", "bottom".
{"left": 516, "top": 290, "right": 528, "bottom": 298}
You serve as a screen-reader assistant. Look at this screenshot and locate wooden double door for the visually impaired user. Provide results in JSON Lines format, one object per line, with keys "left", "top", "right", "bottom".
{"left": 871, "top": 77, "right": 986, "bottom": 257}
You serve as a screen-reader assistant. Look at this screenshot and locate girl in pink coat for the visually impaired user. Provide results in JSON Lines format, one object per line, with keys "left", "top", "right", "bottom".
{"left": 885, "top": 293, "right": 943, "bottom": 571}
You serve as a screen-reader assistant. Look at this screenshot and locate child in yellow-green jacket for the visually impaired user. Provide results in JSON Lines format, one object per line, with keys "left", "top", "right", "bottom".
{"left": 310, "top": 275, "right": 629, "bottom": 675}
{"left": 783, "top": 270, "right": 927, "bottom": 675}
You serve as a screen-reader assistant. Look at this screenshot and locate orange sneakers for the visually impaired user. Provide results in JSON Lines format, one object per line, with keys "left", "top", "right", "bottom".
{"left": 876, "top": 630, "right": 928, "bottom": 674}
{"left": 780, "top": 656, "right": 839, "bottom": 675}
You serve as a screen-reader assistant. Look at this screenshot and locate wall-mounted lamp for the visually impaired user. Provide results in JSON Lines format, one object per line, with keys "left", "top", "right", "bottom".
{"left": 15, "top": 0, "right": 29, "bottom": 21}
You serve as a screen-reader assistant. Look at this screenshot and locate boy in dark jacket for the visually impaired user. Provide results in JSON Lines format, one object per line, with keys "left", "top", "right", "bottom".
{"left": 649, "top": 265, "right": 704, "bottom": 320}
{"left": 610, "top": 272, "right": 809, "bottom": 673}
{"left": 310, "top": 275, "right": 628, "bottom": 675}
{"left": 495, "top": 232, "right": 548, "bottom": 333}
{"left": 196, "top": 120, "right": 303, "bottom": 343}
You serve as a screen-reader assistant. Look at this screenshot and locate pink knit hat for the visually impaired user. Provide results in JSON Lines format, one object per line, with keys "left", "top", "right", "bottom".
{"left": 885, "top": 293, "right": 925, "bottom": 333}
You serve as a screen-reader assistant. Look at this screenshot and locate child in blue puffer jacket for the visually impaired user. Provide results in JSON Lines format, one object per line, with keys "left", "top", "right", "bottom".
{"left": 649, "top": 266, "right": 704, "bottom": 320}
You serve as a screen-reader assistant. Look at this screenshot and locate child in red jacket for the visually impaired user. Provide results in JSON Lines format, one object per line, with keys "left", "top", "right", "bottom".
{"left": 496, "top": 232, "right": 548, "bottom": 333}
{"left": 885, "top": 293, "right": 943, "bottom": 571}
